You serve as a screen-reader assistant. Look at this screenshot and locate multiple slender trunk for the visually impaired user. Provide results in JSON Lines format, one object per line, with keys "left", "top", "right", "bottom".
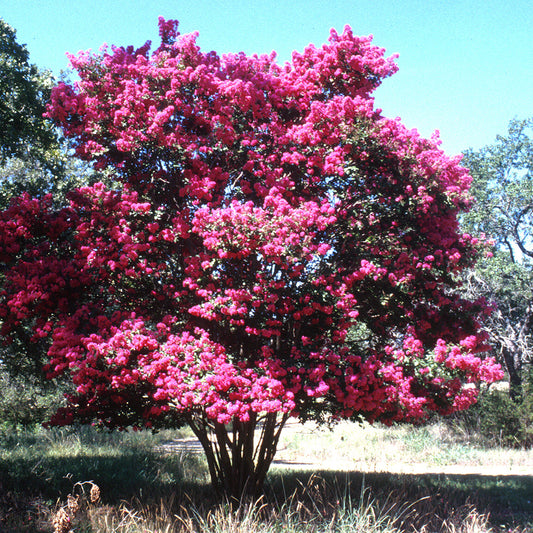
{"left": 187, "top": 411, "right": 290, "bottom": 500}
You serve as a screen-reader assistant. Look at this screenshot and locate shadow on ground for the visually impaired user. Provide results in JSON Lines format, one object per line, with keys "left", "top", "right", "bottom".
{"left": 1, "top": 447, "right": 533, "bottom": 532}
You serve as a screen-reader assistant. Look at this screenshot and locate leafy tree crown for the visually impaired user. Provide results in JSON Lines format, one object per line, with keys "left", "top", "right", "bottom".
{"left": 0, "top": 18, "right": 56, "bottom": 163}
{"left": 0, "top": 18, "right": 501, "bottom": 432}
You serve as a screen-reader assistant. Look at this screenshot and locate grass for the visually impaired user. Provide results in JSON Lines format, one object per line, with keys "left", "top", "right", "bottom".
{"left": 0, "top": 425, "right": 205, "bottom": 500}
{"left": 275, "top": 420, "right": 533, "bottom": 472}
{"left": 1, "top": 420, "right": 532, "bottom": 532}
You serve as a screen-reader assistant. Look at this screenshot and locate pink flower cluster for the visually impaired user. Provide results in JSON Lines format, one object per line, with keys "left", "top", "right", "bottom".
{"left": 0, "top": 18, "right": 500, "bottom": 430}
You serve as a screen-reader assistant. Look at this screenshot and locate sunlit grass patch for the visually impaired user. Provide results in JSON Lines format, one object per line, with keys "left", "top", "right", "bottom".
{"left": 275, "top": 420, "right": 533, "bottom": 474}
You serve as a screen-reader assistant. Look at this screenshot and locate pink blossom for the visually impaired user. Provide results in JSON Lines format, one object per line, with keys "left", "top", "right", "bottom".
{"left": 0, "top": 17, "right": 499, "bottom": 436}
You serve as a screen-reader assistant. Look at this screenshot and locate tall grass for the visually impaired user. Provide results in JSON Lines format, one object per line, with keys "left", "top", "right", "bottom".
{"left": 50, "top": 474, "right": 503, "bottom": 533}
{"left": 1, "top": 421, "right": 532, "bottom": 532}
{"left": 49, "top": 474, "right": 522, "bottom": 533}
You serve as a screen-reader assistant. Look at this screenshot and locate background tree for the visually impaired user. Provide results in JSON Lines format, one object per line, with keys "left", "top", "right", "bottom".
{"left": 461, "top": 117, "right": 533, "bottom": 401}
{"left": 0, "top": 18, "right": 57, "bottom": 164}
{"left": 0, "top": 17, "right": 103, "bottom": 212}
{"left": 0, "top": 18, "right": 501, "bottom": 498}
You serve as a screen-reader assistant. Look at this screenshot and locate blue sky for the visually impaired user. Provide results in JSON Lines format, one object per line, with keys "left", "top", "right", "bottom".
{"left": 1, "top": 0, "right": 531, "bottom": 156}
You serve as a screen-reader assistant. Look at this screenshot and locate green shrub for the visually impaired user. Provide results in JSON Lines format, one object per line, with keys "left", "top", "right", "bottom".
{"left": 0, "top": 367, "right": 66, "bottom": 428}
{"left": 446, "top": 387, "right": 533, "bottom": 448}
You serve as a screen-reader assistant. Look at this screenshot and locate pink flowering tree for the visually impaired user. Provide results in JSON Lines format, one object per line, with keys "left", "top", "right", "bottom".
{"left": 0, "top": 19, "right": 502, "bottom": 498}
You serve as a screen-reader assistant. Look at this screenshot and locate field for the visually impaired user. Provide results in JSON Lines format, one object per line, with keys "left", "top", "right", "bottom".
{"left": 1, "top": 420, "right": 532, "bottom": 532}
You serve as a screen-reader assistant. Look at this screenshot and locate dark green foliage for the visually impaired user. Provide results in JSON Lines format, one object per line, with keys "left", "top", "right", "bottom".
{"left": 0, "top": 18, "right": 108, "bottom": 213}
{"left": 0, "top": 18, "right": 56, "bottom": 164}
{"left": 0, "top": 143, "right": 106, "bottom": 210}
{"left": 0, "top": 367, "right": 67, "bottom": 427}
{"left": 447, "top": 388, "right": 533, "bottom": 448}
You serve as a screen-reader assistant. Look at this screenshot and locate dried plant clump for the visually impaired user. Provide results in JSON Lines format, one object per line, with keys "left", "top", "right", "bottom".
{"left": 50, "top": 480, "right": 101, "bottom": 533}
{"left": 67, "top": 494, "right": 80, "bottom": 515}
{"left": 52, "top": 506, "right": 71, "bottom": 533}
{"left": 90, "top": 482, "right": 101, "bottom": 503}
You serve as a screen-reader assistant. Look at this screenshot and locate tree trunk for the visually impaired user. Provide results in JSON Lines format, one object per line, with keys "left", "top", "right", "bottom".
{"left": 187, "top": 411, "right": 289, "bottom": 500}
{"left": 502, "top": 345, "right": 522, "bottom": 402}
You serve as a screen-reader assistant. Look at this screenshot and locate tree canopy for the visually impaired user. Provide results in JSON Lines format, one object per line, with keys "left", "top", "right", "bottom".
{"left": 0, "top": 18, "right": 56, "bottom": 164}
{"left": 0, "top": 17, "right": 100, "bottom": 215}
{"left": 461, "top": 117, "right": 533, "bottom": 400}
{"left": 0, "top": 18, "right": 501, "bottom": 497}
{"left": 462, "top": 117, "right": 533, "bottom": 263}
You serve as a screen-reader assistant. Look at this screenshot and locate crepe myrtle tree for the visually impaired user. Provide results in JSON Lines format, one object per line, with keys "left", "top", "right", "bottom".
{"left": 0, "top": 18, "right": 502, "bottom": 498}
